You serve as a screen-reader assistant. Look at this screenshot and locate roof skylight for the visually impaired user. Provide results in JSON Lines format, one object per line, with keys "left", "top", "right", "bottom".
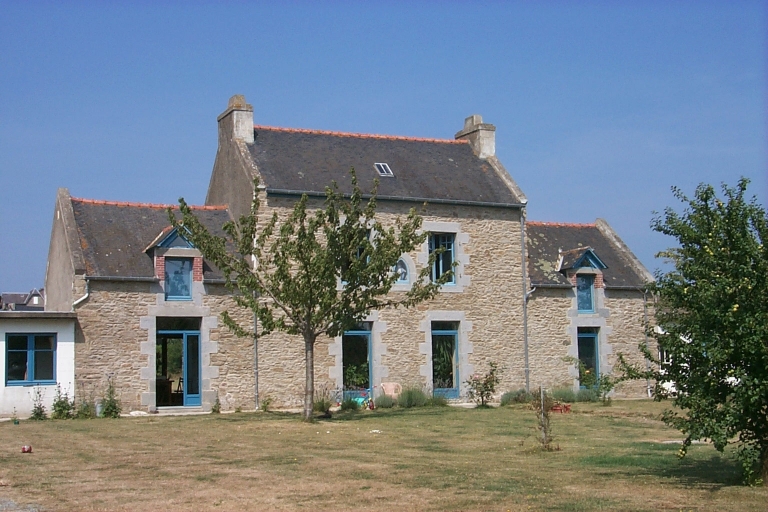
{"left": 374, "top": 163, "right": 394, "bottom": 177}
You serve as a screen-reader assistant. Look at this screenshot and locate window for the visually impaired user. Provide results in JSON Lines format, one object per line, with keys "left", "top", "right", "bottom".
{"left": 374, "top": 163, "right": 394, "bottom": 177}
{"left": 576, "top": 274, "right": 594, "bottom": 312}
{"left": 429, "top": 233, "right": 455, "bottom": 284}
{"left": 577, "top": 328, "right": 599, "bottom": 388}
{"left": 6, "top": 334, "right": 56, "bottom": 385}
{"left": 431, "top": 321, "right": 459, "bottom": 398}
{"left": 165, "top": 257, "right": 192, "bottom": 300}
{"left": 342, "top": 323, "right": 372, "bottom": 400}
{"left": 395, "top": 258, "right": 409, "bottom": 284}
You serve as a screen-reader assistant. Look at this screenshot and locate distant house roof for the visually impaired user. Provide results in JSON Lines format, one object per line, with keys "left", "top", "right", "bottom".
{"left": 526, "top": 220, "right": 652, "bottom": 289}
{"left": 0, "top": 288, "right": 44, "bottom": 311}
{"left": 247, "top": 126, "right": 526, "bottom": 206}
{"left": 69, "top": 198, "right": 232, "bottom": 280}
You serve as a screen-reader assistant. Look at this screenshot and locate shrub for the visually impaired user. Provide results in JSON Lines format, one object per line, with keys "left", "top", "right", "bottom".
{"left": 260, "top": 396, "right": 273, "bottom": 412}
{"left": 550, "top": 387, "right": 576, "bottom": 403}
{"left": 427, "top": 394, "right": 448, "bottom": 407}
{"left": 398, "top": 387, "right": 428, "bottom": 408}
{"left": 313, "top": 385, "right": 334, "bottom": 415}
{"left": 51, "top": 385, "right": 75, "bottom": 419}
{"left": 576, "top": 387, "right": 600, "bottom": 402}
{"left": 374, "top": 394, "right": 396, "bottom": 409}
{"left": 465, "top": 362, "right": 501, "bottom": 406}
{"left": 75, "top": 398, "right": 97, "bottom": 419}
{"left": 29, "top": 388, "right": 47, "bottom": 421}
{"left": 500, "top": 388, "right": 533, "bottom": 406}
{"left": 100, "top": 377, "right": 122, "bottom": 418}
{"left": 211, "top": 393, "right": 221, "bottom": 414}
{"left": 340, "top": 398, "right": 360, "bottom": 411}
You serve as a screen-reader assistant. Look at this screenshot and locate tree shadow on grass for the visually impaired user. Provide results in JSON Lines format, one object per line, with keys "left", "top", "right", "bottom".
{"left": 580, "top": 442, "right": 744, "bottom": 489}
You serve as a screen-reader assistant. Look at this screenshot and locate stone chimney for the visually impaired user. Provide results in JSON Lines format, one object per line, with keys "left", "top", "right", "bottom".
{"left": 454, "top": 114, "right": 496, "bottom": 159}
{"left": 217, "top": 94, "right": 254, "bottom": 144}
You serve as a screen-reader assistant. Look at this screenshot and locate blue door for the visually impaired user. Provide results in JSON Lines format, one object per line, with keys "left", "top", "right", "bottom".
{"left": 156, "top": 330, "right": 201, "bottom": 407}
{"left": 432, "top": 322, "right": 459, "bottom": 398}
{"left": 342, "top": 327, "right": 372, "bottom": 401}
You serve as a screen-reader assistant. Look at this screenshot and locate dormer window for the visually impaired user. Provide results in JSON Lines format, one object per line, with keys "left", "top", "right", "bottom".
{"left": 374, "top": 163, "right": 394, "bottom": 177}
{"left": 165, "top": 258, "right": 193, "bottom": 300}
{"left": 576, "top": 274, "right": 595, "bottom": 313}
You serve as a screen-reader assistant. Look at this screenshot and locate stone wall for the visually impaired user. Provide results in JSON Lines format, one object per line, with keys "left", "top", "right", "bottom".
{"left": 251, "top": 196, "right": 527, "bottom": 406}
{"left": 73, "top": 280, "right": 254, "bottom": 412}
{"left": 526, "top": 286, "right": 652, "bottom": 397}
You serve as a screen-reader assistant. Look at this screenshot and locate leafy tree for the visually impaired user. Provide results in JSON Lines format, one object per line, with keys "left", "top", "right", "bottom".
{"left": 173, "top": 170, "right": 451, "bottom": 421}
{"left": 623, "top": 178, "right": 768, "bottom": 484}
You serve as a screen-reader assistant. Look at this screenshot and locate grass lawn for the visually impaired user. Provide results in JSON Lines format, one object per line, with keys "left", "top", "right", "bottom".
{"left": 0, "top": 400, "right": 766, "bottom": 511}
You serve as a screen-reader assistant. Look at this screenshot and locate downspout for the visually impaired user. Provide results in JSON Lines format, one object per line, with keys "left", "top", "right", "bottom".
{"left": 643, "top": 288, "right": 652, "bottom": 397}
{"left": 253, "top": 304, "right": 259, "bottom": 410}
{"left": 521, "top": 207, "right": 531, "bottom": 393}
{"left": 72, "top": 277, "right": 90, "bottom": 308}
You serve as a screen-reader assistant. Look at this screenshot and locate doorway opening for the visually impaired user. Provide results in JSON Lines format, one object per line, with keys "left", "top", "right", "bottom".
{"left": 156, "top": 317, "right": 201, "bottom": 407}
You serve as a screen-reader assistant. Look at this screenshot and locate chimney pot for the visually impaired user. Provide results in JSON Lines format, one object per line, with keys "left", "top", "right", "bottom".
{"left": 218, "top": 94, "right": 254, "bottom": 144}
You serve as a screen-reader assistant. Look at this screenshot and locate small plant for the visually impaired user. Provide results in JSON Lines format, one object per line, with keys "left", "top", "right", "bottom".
{"left": 577, "top": 387, "right": 600, "bottom": 402}
{"left": 100, "top": 377, "right": 122, "bottom": 418}
{"left": 340, "top": 397, "right": 360, "bottom": 411}
{"left": 10, "top": 407, "right": 19, "bottom": 424}
{"left": 398, "top": 386, "right": 428, "bottom": 408}
{"left": 313, "top": 386, "right": 334, "bottom": 417}
{"left": 51, "top": 385, "right": 75, "bottom": 419}
{"left": 501, "top": 388, "right": 533, "bottom": 405}
{"left": 550, "top": 387, "right": 577, "bottom": 403}
{"left": 427, "top": 394, "right": 448, "bottom": 407}
{"left": 260, "top": 395, "right": 273, "bottom": 412}
{"left": 29, "top": 387, "right": 47, "bottom": 420}
{"left": 465, "top": 362, "right": 501, "bottom": 407}
{"left": 74, "top": 381, "right": 98, "bottom": 419}
{"left": 374, "top": 394, "right": 396, "bottom": 409}
{"left": 531, "top": 387, "right": 556, "bottom": 451}
{"left": 211, "top": 392, "right": 221, "bottom": 414}
{"left": 234, "top": 405, "right": 243, "bottom": 413}
{"left": 564, "top": 356, "right": 618, "bottom": 403}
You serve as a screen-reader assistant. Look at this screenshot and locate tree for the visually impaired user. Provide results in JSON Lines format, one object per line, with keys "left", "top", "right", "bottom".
{"left": 623, "top": 178, "right": 768, "bottom": 484}
{"left": 172, "top": 169, "right": 452, "bottom": 421}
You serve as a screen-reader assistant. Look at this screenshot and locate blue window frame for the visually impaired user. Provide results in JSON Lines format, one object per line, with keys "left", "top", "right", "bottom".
{"left": 156, "top": 329, "right": 201, "bottom": 407}
{"left": 6, "top": 333, "right": 56, "bottom": 385}
{"left": 431, "top": 321, "right": 459, "bottom": 398}
{"left": 342, "top": 323, "right": 372, "bottom": 400}
{"left": 165, "top": 257, "right": 192, "bottom": 300}
{"left": 577, "top": 329, "right": 599, "bottom": 388}
{"left": 429, "top": 233, "right": 455, "bottom": 284}
{"left": 576, "top": 274, "right": 595, "bottom": 312}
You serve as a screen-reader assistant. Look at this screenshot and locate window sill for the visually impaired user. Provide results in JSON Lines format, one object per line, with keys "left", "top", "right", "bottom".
{"left": 5, "top": 381, "right": 56, "bottom": 387}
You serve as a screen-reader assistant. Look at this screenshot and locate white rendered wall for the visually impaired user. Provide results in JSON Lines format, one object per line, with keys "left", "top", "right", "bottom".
{"left": 0, "top": 317, "right": 76, "bottom": 416}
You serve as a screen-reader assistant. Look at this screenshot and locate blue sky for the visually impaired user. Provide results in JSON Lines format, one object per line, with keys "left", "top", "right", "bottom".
{"left": 1, "top": 1, "right": 765, "bottom": 292}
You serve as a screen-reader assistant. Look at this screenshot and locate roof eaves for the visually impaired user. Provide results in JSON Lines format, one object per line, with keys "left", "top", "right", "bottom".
{"left": 265, "top": 188, "right": 526, "bottom": 209}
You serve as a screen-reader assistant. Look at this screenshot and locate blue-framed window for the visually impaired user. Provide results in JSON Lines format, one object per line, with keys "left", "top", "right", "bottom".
{"left": 429, "top": 233, "right": 455, "bottom": 284}
{"left": 342, "top": 323, "right": 372, "bottom": 400}
{"left": 165, "top": 257, "right": 192, "bottom": 300}
{"left": 577, "top": 329, "right": 599, "bottom": 388}
{"left": 431, "top": 321, "right": 459, "bottom": 398}
{"left": 6, "top": 333, "right": 56, "bottom": 385}
{"left": 576, "top": 274, "right": 595, "bottom": 313}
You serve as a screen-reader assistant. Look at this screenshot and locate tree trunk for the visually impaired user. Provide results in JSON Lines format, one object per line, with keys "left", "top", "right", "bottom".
{"left": 303, "top": 334, "right": 315, "bottom": 422}
{"left": 762, "top": 445, "right": 768, "bottom": 486}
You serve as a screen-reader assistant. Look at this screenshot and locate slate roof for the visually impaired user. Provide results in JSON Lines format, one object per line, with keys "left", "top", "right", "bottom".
{"left": 247, "top": 126, "right": 524, "bottom": 206}
{"left": 70, "top": 198, "right": 232, "bottom": 280}
{"left": 526, "top": 221, "right": 650, "bottom": 289}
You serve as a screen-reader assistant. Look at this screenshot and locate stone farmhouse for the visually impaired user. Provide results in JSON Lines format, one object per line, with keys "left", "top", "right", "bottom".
{"left": 0, "top": 95, "right": 653, "bottom": 415}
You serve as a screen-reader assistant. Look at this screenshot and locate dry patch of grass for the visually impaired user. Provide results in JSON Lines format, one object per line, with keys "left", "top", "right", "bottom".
{"left": 0, "top": 402, "right": 765, "bottom": 511}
